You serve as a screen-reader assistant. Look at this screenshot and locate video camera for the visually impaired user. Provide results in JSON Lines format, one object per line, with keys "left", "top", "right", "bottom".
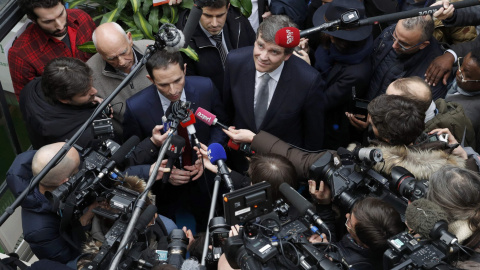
{"left": 220, "top": 182, "right": 341, "bottom": 270}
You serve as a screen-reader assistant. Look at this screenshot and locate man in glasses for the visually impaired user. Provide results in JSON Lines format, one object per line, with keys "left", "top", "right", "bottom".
{"left": 446, "top": 47, "right": 480, "bottom": 152}
{"left": 366, "top": 15, "right": 448, "bottom": 101}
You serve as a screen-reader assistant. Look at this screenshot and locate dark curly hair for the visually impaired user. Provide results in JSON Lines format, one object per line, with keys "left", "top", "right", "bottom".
{"left": 18, "top": 0, "right": 64, "bottom": 21}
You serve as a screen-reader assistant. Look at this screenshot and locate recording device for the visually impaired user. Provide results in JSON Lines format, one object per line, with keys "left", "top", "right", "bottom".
{"left": 351, "top": 87, "right": 368, "bottom": 122}
{"left": 222, "top": 182, "right": 341, "bottom": 270}
{"left": 204, "top": 217, "right": 231, "bottom": 263}
{"left": 390, "top": 166, "right": 428, "bottom": 202}
{"left": 165, "top": 100, "right": 192, "bottom": 130}
{"left": 92, "top": 118, "right": 115, "bottom": 140}
{"left": 45, "top": 135, "right": 140, "bottom": 213}
{"left": 208, "top": 143, "right": 234, "bottom": 191}
{"left": 384, "top": 199, "right": 461, "bottom": 270}
{"left": 161, "top": 135, "right": 186, "bottom": 183}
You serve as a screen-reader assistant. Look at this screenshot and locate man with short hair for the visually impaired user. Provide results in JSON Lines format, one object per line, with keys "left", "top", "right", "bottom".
{"left": 19, "top": 57, "right": 102, "bottom": 149}
{"left": 87, "top": 22, "right": 154, "bottom": 137}
{"left": 223, "top": 15, "right": 325, "bottom": 152}
{"left": 123, "top": 50, "right": 227, "bottom": 231}
{"left": 9, "top": 0, "right": 95, "bottom": 100}
{"left": 176, "top": 0, "right": 256, "bottom": 92}
{"left": 366, "top": 16, "right": 448, "bottom": 100}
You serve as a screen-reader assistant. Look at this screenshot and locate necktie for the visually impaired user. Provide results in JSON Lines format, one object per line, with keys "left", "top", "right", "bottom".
{"left": 254, "top": 73, "right": 271, "bottom": 130}
{"left": 211, "top": 33, "right": 227, "bottom": 66}
{"left": 169, "top": 102, "right": 192, "bottom": 166}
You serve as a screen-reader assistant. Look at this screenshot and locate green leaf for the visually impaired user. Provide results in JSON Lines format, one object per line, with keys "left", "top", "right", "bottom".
{"left": 117, "top": 0, "right": 129, "bottom": 10}
{"left": 77, "top": 41, "right": 97, "bottom": 54}
{"left": 231, "top": 0, "right": 252, "bottom": 18}
{"left": 149, "top": 7, "right": 160, "bottom": 34}
{"left": 179, "top": 0, "right": 194, "bottom": 9}
{"left": 130, "top": 0, "right": 141, "bottom": 13}
{"left": 134, "top": 11, "right": 155, "bottom": 40}
{"left": 123, "top": 19, "right": 138, "bottom": 29}
{"left": 180, "top": 46, "right": 199, "bottom": 62}
{"left": 130, "top": 30, "right": 145, "bottom": 40}
{"left": 66, "top": 0, "right": 89, "bottom": 9}
{"left": 170, "top": 5, "right": 178, "bottom": 24}
{"left": 143, "top": 0, "right": 153, "bottom": 17}
{"left": 100, "top": 8, "right": 121, "bottom": 24}
{"left": 92, "top": 14, "right": 104, "bottom": 21}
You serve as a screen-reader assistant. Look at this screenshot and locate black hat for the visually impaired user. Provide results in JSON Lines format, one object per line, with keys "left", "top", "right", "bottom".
{"left": 312, "top": 0, "right": 372, "bottom": 41}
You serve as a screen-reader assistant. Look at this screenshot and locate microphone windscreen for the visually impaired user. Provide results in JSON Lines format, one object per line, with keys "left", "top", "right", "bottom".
{"left": 275, "top": 27, "right": 300, "bottom": 48}
{"left": 195, "top": 107, "right": 216, "bottom": 126}
{"left": 405, "top": 198, "right": 448, "bottom": 240}
{"left": 207, "top": 143, "right": 227, "bottom": 165}
{"left": 135, "top": 204, "right": 158, "bottom": 231}
{"left": 167, "top": 135, "right": 186, "bottom": 158}
{"left": 111, "top": 135, "right": 140, "bottom": 164}
{"left": 181, "top": 258, "right": 201, "bottom": 270}
{"left": 279, "top": 183, "right": 314, "bottom": 215}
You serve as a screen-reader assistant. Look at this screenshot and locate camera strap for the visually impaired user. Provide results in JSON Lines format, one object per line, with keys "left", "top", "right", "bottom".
{"left": 59, "top": 193, "right": 86, "bottom": 252}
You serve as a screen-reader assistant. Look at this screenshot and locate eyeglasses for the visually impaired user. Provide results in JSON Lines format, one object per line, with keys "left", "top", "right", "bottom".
{"left": 457, "top": 57, "right": 480, "bottom": 83}
{"left": 391, "top": 30, "right": 424, "bottom": 51}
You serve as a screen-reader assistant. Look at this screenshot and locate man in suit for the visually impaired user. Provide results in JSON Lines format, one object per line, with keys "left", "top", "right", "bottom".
{"left": 223, "top": 15, "right": 325, "bottom": 153}
{"left": 122, "top": 50, "right": 227, "bottom": 231}
{"left": 176, "top": 0, "right": 256, "bottom": 92}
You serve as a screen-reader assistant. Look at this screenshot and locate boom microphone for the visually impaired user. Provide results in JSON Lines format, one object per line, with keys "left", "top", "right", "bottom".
{"left": 279, "top": 183, "right": 329, "bottom": 231}
{"left": 275, "top": 27, "right": 300, "bottom": 48}
{"left": 135, "top": 204, "right": 158, "bottom": 232}
{"left": 405, "top": 199, "right": 458, "bottom": 246}
{"left": 156, "top": 23, "right": 185, "bottom": 52}
{"left": 195, "top": 107, "right": 229, "bottom": 130}
{"left": 182, "top": 1, "right": 204, "bottom": 48}
{"left": 162, "top": 135, "right": 186, "bottom": 183}
{"left": 207, "top": 143, "right": 234, "bottom": 191}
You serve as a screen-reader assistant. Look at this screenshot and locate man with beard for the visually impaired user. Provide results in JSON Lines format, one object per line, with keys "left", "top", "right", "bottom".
{"left": 9, "top": 0, "right": 95, "bottom": 100}
{"left": 19, "top": 57, "right": 103, "bottom": 149}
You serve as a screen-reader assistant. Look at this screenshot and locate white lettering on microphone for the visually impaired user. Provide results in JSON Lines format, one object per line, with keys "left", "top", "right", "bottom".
{"left": 286, "top": 29, "right": 294, "bottom": 45}
{"left": 196, "top": 111, "right": 212, "bottom": 123}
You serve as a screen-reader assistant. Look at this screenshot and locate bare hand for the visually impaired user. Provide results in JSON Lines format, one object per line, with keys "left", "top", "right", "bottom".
{"left": 229, "top": 225, "right": 241, "bottom": 237}
{"left": 432, "top": 0, "right": 455, "bottom": 21}
{"left": 150, "top": 125, "right": 168, "bottom": 146}
{"left": 429, "top": 128, "right": 468, "bottom": 159}
{"left": 262, "top": 11, "right": 272, "bottom": 19}
{"left": 168, "top": 167, "right": 192, "bottom": 186}
{"left": 293, "top": 50, "right": 311, "bottom": 65}
{"left": 182, "top": 226, "right": 195, "bottom": 250}
{"left": 345, "top": 112, "right": 368, "bottom": 131}
{"left": 169, "top": 0, "right": 182, "bottom": 5}
{"left": 194, "top": 143, "right": 217, "bottom": 173}
{"left": 298, "top": 38, "right": 310, "bottom": 53}
{"left": 149, "top": 159, "right": 170, "bottom": 181}
{"left": 425, "top": 52, "right": 455, "bottom": 86}
{"left": 93, "top": 96, "right": 103, "bottom": 104}
{"left": 223, "top": 127, "right": 256, "bottom": 144}
{"left": 183, "top": 158, "right": 204, "bottom": 181}
{"left": 308, "top": 180, "right": 332, "bottom": 205}
{"left": 308, "top": 233, "right": 328, "bottom": 244}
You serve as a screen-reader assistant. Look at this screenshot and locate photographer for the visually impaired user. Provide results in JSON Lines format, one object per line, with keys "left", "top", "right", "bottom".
{"left": 308, "top": 182, "right": 405, "bottom": 270}
{"left": 427, "top": 166, "right": 480, "bottom": 269}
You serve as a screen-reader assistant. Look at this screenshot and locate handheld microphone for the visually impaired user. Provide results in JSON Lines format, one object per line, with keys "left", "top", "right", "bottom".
{"left": 94, "top": 136, "right": 140, "bottom": 183}
{"left": 275, "top": 27, "right": 301, "bottom": 48}
{"left": 207, "top": 143, "right": 234, "bottom": 191}
{"left": 279, "top": 183, "right": 329, "bottom": 232}
{"left": 194, "top": 107, "right": 229, "bottom": 130}
{"left": 162, "top": 135, "right": 186, "bottom": 183}
{"left": 181, "top": 110, "right": 200, "bottom": 146}
{"left": 182, "top": 1, "right": 205, "bottom": 48}
{"left": 405, "top": 199, "right": 458, "bottom": 246}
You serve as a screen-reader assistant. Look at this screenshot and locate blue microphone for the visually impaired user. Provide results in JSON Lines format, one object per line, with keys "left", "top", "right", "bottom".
{"left": 208, "top": 143, "right": 234, "bottom": 191}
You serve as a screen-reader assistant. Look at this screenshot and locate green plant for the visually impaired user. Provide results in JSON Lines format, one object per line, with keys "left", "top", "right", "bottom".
{"left": 68, "top": 0, "right": 253, "bottom": 61}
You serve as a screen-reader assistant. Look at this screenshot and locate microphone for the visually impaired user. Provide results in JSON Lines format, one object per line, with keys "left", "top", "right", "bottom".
{"left": 181, "top": 1, "right": 204, "bottom": 48}
{"left": 135, "top": 204, "right": 158, "bottom": 232}
{"left": 156, "top": 23, "right": 185, "bottom": 52}
{"left": 94, "top": 136, "right": 140, "bottom": 183}
{"left": 279, "top": 183, "right": 329, "bottom": 232}
{"left": 162, "top": 135, "right": 186, "bottom": 183}
{"left": 207, "top": 143, "right": 234, "bottom": 191}
{"left": 180, "top": 110, "right": 200, "bottom": 146}
{"left": 194, "top": 107, "right": 229, "bottom": 130}
{"left": 405, "top": 199, "right": 458, "bottom": 246}
{"left": 275, "top": 27, "right": 301, "bottom": 48}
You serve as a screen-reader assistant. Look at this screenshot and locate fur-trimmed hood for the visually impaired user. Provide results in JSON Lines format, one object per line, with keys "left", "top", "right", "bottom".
{"left": 368, "top": 141, "right": 466, "bottom": 180}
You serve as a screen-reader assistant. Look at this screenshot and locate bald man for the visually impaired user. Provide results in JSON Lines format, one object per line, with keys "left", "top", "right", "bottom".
{"left": 6, "top": 143, "right": 85, "bottom": 263}
{"left": 87, "top": 22, "right": 154, "bottom": 138}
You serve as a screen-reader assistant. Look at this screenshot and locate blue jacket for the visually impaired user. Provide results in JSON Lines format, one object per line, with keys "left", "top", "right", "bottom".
{"left": 6, "top": 150, "right": 81, "bottom": 264}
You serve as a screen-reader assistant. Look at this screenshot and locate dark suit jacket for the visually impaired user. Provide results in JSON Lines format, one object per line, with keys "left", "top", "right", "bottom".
{"left": 223, "top": 46, "right": 325, "bottom": 150}
{"left": 123, "top": 76, "right": 227, "bottom": 148}
{"left": 176, "top": 7, "right": 256, "bottom": 92}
